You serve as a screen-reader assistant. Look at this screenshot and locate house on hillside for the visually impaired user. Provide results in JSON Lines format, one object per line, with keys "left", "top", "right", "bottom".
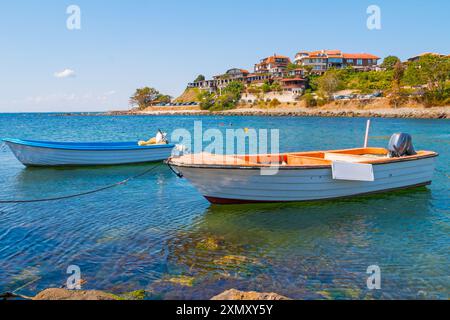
{"left": 280, "top": 77, "right": 307, "bottom": 95}
{"left": 213, "top": 68, "right": 249, "bottom": 88}
{"left": 407, "top": 52, "right": 446, "bottom": 62}
{"left": 294, "top": 50, "right": 380, "bottom": 74}
{"left": 255, "top": 54, "right": 291, "bottom": 77}
{"left": 246, "top": 73, "right": 272, "bottom": 84}
{"left": 295, "top": 50, "right": 334, "bottom": 74}
{"left": 288, "top": 67, "right": 305, "bottom": 77}
{"left": 188, "top": 68, "right": 250, "bottom": 91}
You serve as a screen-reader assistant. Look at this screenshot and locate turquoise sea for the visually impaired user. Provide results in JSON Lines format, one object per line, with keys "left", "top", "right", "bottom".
{"left": 0, "top": 113, "right": 448, "bottom": 299}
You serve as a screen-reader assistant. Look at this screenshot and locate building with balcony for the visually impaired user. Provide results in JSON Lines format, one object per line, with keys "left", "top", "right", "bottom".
{"left": 255, "top": 54, "right": 291, "bottom": 77}
{"left": 295, "top": 50, "right": 380, "bottom": 73}
{"left": 280, "top": 77, "right": 307, "bottom": 95}
{"left": 188, "top": 68, "right": 250, "bottom": 91}
{"left": 213, "top": 68, "right": 249, "bottom": 88}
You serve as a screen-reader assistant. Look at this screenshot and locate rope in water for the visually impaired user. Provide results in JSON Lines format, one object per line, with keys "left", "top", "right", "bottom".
{"left": 0, "top": 163, "right": 163, "bottom": 204}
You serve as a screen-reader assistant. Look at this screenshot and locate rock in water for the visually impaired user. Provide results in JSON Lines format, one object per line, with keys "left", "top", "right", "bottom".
{"left": 33, "top": 288, "right": 118, "bottom": 300}
{"left": 211, "top": 289, "right": 291, "bottom": 300}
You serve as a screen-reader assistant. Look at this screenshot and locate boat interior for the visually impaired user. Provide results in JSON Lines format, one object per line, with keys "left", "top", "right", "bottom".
{"left": 245, "top": 148, "right": 390, "bottom": 166}
{"left": 173, "top": 148, "right": 436, "bottom": 167}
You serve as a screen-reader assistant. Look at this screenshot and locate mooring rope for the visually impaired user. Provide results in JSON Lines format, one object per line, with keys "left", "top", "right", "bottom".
{"left": 0, "top": 163, "right": 163, "bottom": 204}
{"left": 0, "top": 276, "right": 40, "bottom": 300}
{"left": 165, "top": 160, "right": 184, "bottom": 178}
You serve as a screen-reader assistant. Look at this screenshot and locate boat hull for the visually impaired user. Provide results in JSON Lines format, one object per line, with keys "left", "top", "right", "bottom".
{"left": 172, "top": 157, "right": 436, "bottom": 204}
{"left": 4, "top": 140, "right": 174, "bottom": 167}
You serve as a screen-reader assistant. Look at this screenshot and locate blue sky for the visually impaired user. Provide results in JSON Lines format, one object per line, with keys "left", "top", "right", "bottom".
{"left": 0, "top": 0, "right": 448, "bottom": 112}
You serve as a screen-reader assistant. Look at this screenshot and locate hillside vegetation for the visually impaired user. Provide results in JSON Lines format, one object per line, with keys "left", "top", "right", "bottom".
{"left": 174, "top": 88, "right": 201, "bottom": 103}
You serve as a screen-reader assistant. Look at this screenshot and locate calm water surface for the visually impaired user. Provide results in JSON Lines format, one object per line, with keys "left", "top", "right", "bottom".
{"left": 0, "top": 113, "right": 448, "bottom": 299}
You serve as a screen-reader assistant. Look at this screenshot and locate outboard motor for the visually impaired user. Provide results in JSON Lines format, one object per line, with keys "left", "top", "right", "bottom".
{"left": 388, "top": 133, "right": 417, "bottom": 158}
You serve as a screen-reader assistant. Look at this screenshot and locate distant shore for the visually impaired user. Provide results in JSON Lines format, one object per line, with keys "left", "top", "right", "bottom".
{"left": 106, "top": 104, "right": 449, "bottom": 119}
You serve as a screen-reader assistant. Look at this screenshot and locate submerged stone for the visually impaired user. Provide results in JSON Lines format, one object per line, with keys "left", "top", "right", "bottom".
{"left": 317, "top": 288, "right": 361, "bottom": 300}
{"left": 167, "top": 275, "right": 196, "bottom": 287}
{"left": 211, "top": 289, "right": 291, "bottom": 300}
{"left": 33, "top": 288, "right": 118, "bottom": 300}
{"left": 196, "top": 237, "right": 222, "bottom": 250}
{"left": 119, "top": 289, "right": 147, "bottom": 300}
{"left": 214, "top": 255, "right": 260, "bottom": 266}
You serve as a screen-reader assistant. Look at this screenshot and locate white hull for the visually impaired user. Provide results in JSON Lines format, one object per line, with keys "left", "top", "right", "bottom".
{"left": 174, "top": 157, "right": 436, "bottom": 203}
{"left": 5, "top": 143, "right": 174, "bottom": 167}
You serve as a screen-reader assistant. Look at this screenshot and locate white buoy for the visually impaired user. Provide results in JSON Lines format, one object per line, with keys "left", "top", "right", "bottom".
{"left": 364, "top": 119, "right": 371, "bottom": 148}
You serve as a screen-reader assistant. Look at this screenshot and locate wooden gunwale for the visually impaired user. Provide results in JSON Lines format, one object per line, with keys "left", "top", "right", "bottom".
{"left": 169, "top": 148, "right": 438, "bottom": 170}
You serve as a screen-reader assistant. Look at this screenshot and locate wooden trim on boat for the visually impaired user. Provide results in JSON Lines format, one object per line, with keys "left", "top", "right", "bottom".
{"left": 204, "top": 181, "right": 432, "bottom": 205}
{"left": 169, "top": 152, "right": 438, "bottom": 170}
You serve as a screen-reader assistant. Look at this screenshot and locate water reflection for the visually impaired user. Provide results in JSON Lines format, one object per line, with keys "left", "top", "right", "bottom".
{"left": 156, "top": 188, "right": 438, "bottom": 299}
{"left": 8, "top": 163, "right": 167, "bottom": 200}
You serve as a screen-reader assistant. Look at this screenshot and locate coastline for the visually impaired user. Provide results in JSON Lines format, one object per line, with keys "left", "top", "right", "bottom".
{"left": 107, "top": 105, "right": 450, "bottom": 119}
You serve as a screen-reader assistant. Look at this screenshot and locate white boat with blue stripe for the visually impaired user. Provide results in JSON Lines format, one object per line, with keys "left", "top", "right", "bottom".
{"left": 2, "top": 138, "right": 175, "bottom": 167}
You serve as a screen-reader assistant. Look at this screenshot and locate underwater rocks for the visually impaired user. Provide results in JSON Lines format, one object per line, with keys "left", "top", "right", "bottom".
{"left": 166, "top": 276, "right": 196, "bottom": 287}
{"left": 211, "top": 289, "right": 291, "bottom": 300}
{"left": 33, "top": 288, "right": 119, "bottom": 300}
{"left": 28, "top": 287, "right": 291, "bottom": 301}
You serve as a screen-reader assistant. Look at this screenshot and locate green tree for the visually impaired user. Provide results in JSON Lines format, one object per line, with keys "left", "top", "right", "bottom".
{"left": 198, "top": 81, "right": 244, "bottom": 111}
{"left": 302, "top": 90, "right": 317, "bottom": 108}
{"left": 404, "top": 54, "right": 450, "bottom": 105}
{"left": 223, "top": 81, "right": 245, "bottom": 100}
{"left": 404, "top": 55, "right": 450, "bottom": 91}
{"left": 287, "top": 63, "right": 299, "bottom": 71}
{"left": 130, "top": 87, "right": 160, "bottom": 109}
{"left": 261, "top": 81, "right": 272, "bottom": 93}
{"left": 158, "top": 95, "right": 172, "bottom": 104}
{"left": 316, "top": 69, "right": 341, "bottom": 99}
{"left": 381, "top": 56, "right": 401, "bottom": 70}
{"left": 392, "top": 61, "right": 405, "bottom": 90}
{"left": 388, "top": 61, "right": 407, "bottom": 108}
{"left": 271, "top": 81, "right": 282, "bottom": 92}
{"left": 194, "top": 74, "right": 206, "bottom": 82}
{"left": 197, "top": 90, "right": 215, "bottom": 110}
{"left": 303, "top": 65, "right": 314, "bottom": 76}
{"left": 213, "top": 81, "right": 244, "bottom": 110}
{"left": 211, "top": 93, "right": 236, "bottom": 111}
{"left": 260, "top": 80, "right": 282, "bottom": 93}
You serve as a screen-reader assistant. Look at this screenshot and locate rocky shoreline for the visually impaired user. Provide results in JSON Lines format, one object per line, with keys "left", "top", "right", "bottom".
{"left": 106, "top": 106, "right": 449, "bottom": 119}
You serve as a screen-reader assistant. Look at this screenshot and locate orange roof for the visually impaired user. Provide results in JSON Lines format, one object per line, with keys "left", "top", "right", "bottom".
{"left": 326, "top": 50, "right": 342, "bottom": 54}
{"left": 343, "top": 53, "right": 380, "bottom": 60}
{"left": 296, "top": 50, "right": 380, "bottom": 60}
{"left": 240, "top": 69, "right": 249, "bottom": 74}
{"left": 264, "top": 55, "right": 291, "bottom": 64}
{"left": 304, "top": 49, "right": 342, "bottom": 57}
